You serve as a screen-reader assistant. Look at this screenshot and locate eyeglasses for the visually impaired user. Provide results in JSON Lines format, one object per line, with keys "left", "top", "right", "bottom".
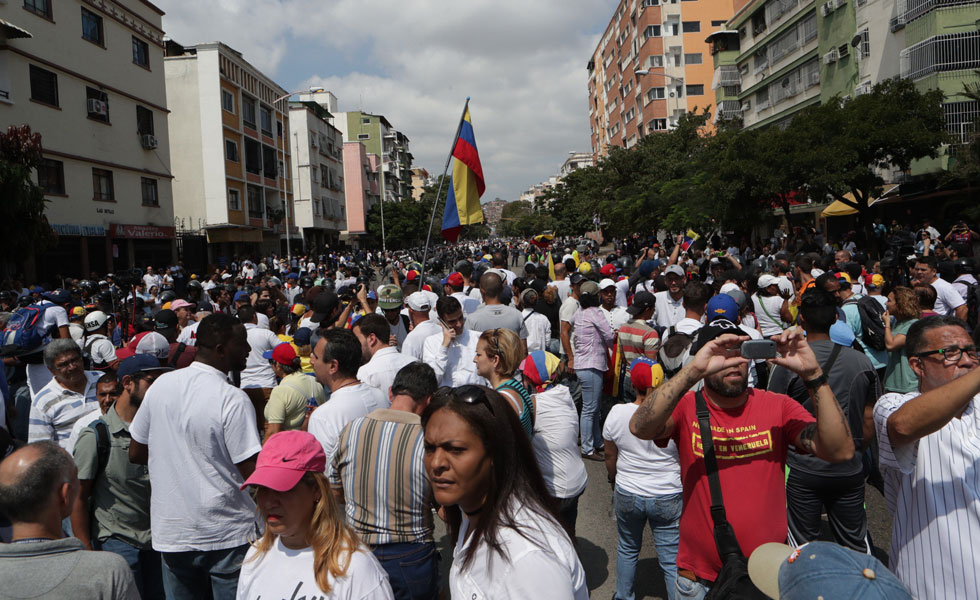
{"left": 913, "top": 345, "right": 980, "bottom": 363}
{"left": 453, "top": 385, "right": 494, "bottom": 415}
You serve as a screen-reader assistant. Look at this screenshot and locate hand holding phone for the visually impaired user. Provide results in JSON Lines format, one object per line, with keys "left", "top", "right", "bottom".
{"left": 440, "top": 318, "right": 456, "bottom": 347}
{"left": 740, "top": 339, "right": 777, "bottom": 360}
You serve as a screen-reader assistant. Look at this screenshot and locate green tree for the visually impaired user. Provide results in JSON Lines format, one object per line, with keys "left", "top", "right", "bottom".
{"left": 0, "top": 125, "right": 55, "bottom": 278}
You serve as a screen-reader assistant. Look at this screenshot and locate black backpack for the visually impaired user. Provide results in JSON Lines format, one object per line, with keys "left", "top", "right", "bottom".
{"left": 965, "top": 282, "right": 980, "bottom": 330}
{"left": 844, "top": 295, "right": 886, "bottom": 351}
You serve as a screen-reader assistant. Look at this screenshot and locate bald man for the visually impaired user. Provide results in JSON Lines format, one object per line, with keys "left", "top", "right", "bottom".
{"left": 0, "top": 441, "right": 138, "bottom": 598}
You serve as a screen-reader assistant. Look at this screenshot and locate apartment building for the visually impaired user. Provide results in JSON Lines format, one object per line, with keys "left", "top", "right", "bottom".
{"left": 1, "top": 0, "right": 175, "bottom": 281}
{"left": 588, "top": 0, "right": 738, "bottom": 159}
{"left": 288, "top": 93, "right": 346, "bottom": 249}
{"left": 410, "top": 167, "right": 430, "bottom": 201}
{"left": 334, "top": 110, "right": 413, "bottom": 204}
{"left": 341, "top": 141, "right": 380, "bottom": 247}
{"left": 164, "top": 40, "right": 294, "bottom": 263}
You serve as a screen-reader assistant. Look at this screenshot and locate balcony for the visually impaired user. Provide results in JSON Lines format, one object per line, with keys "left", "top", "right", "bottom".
{"left": 900, "top": 0, "right": 976, "bottom": 25}
{"left": 901, "top": 31, "right": 980, "bottom": 80}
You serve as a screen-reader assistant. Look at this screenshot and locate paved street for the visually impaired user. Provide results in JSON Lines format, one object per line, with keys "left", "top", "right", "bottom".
{"left": 435, "top": 458, "right": 894, "bottom": 599}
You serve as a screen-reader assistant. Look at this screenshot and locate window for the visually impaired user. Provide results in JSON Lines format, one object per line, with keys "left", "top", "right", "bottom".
{"left": 361, "top": 117, "right": 371, "bottom": 124}
{"left": 682, "top": 21, "right": 701, "bottom": 33}
{"left": 29, "top": 65, "right": 58, "bottom": 106}
{"left": 647, "top": 87, "right": 666, "bottom": 101}
{"left": 221, "top": 89, "right": 235, "bottom": 113}
{"left": 320, "top": 165, "right": 329, "bottom": 186}
{"left": 136, "top": 106, "right": 154, "bottom": 135}
{"left": 858, "top": 28, "right": 870, "bottom": 57}
{"left": 644, "top": 25, "right": 662, "bottom": 39}
{"left": 277, "top": 120, "right": 283, "bottom": 138}
{"left": 262, "top": 145, "right": 277, "bottom": 179}
{"left": 242, "top": 95, "right": 257, "bottom": 129}
{"left": 141, "top": 178, "right": 159, "bottom": 207}
{"left": 228, "top": 189, "right": 241, "bottom": 211}
{"left": 247, "top": 185, "right": 264, "bottom": 218}
{"left": 357, "top": 133, "right": 370, "bottom": 140}
{"left": 649, "top": 55, "right": 664, "bottom": 68}
{"left": 92, "top": 168, "right": 114, "bottom": 202}
{"left": 260, "top": 105, "right": 273, "bottom": 136}
{"left": 650, "top": 118, "right": 668, "bottom": 131}
{"left": 81, "top": 8, "right": 104, "bottom": 45}
{"left": 86, "top": 87, "right": 109, "bottom": 122}
{"left": 712, "top": 20, "right": 726, "bottom": 26}
{"left": 37, "top": 159, "right": 64, "bottom": 194}
{"left": 244, "top": 138, "right": 261, "bottom": 174}
{"left": 684, "top": 53, "right": 703, "bottom": 65}
{"left": 132, "top": 37, "right": 150, "bottom": 69}
{"left": 225, "top": 139, "right": 239, "bottom": 162}
{"left": 23, "top": 0, "right": 51, "bottom": 18}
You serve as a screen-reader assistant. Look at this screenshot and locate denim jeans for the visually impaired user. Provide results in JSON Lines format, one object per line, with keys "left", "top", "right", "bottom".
{"left": 161, "top": 543, "right": 248, "bottom": 600}
{"left": 614, "top": 487, "right": 683, "bottom": 600}
{"left": 371, "top": 541, "right": 440, "bottom": 600}
{"left": 674, "top": 575, "right": 709, "bottom": 600}
{"left": 97, "top": 537, "right": 165, "bottom": 600}
{"left": 576, "top": 368, "right": 604, "bottom": 454}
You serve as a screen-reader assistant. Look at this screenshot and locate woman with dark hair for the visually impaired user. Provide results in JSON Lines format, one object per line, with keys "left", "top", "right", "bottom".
{"left": 883, "top": 286, "right": 922, "bottom": 394}
{"left": 422, "top": 385, "right": 587, "bottom": 599}
{"left": 571, "top": 281, "right": 615, "bottom": 461}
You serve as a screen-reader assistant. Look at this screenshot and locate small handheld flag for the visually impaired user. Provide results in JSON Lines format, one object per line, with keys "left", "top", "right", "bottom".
{"left": 681, "top": 229, "right": 700, "bottom": 252}
{"left": 441, "top": 103, "right": 485, "bottom": 242}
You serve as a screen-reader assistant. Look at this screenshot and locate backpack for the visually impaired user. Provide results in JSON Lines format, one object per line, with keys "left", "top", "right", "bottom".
{"left": 1, "top": 303, "right": 54, "bottom": 356}
{"left": 660, "top": 325, "right": 697, "bottom": 378}
{"left": 843, "top": 295, "right": 886, "bottom": 351}
{"left": 965, "top": 281, "right": 980, "bottom": 330}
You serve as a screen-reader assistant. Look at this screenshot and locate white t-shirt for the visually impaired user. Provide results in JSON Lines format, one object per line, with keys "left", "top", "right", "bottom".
{"left": 548, "top": 279, "right": 571, "bottom": 303}
{"left": 237, "top": 539, "right": 393, "bottom": 600}
{"left": 176, "top": 320, "right": 201, "bottom": 346}
{"left": 558, "top": 297, "right": 580, "bottom": 356}
{"left": 930, "top": 277, "right": 966, "bottom": 316}
{"left": 653, "top": 291, "right": 685, "bottom": 330}
{"left": 752, "top": 294, "right": 787, "bottom": 337}
{"left": 241, "top": 323, "right": 281, "bottom": 389}
{"left": 401, "top": 320, "right": 441, "bottom": 361}
{"left": 308, "top": 383, "right": 388, "bottom": 476}
{"left": 129, "top": 362, "right": 262, "bottom": 552}
{"left": 532, "top": 385, "right": 588, "bottom": 499}
{"left": 451, "top": 500, "right": 587, "bottom": 600}
{"left": 451, "top": 292, "right": 480, "bottom": 315}
{"left": 602, "top": 403, "right": 682, "bottom": 497}
{"left": 615, "top": 278, "right": 630, "bottom": 308}
{"left": 84, "top": 334, "right": 117, "bottom": 368}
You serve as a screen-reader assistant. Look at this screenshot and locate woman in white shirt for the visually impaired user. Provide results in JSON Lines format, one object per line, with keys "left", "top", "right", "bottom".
{"left": 237, "top": 430, "right": 393, "bottom": 600}
{"left": 603, "top": 358, "right": 682, "bottom": 600}
{"left": 422, "top": 385, "right": 588, "bottom": 599}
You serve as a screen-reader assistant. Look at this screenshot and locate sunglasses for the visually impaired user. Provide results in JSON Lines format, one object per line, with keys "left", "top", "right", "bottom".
{"left": 452, "top": 384, "right": 494, "bottom": 415}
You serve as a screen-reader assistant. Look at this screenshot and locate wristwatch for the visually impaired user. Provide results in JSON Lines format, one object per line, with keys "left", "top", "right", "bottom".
{"left": 803, "top": 373, "right": 828, "bottom": 390}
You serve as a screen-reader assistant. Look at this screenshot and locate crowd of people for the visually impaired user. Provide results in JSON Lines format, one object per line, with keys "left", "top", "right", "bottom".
{"left": 0, "top": 217, "right": 978, "bottom": 599}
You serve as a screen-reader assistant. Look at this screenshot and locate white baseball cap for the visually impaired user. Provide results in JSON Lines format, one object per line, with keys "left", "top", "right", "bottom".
{"left": 757, "top": 274, "right": 779, "bottom": 289}
{"left": 135, "top": 331, "right": 170, "bottom": 359}
{"left": 598, "top": 278, "right": 617, "bottom": 290}
{"left": 405, "top": 292, "right": 431, "bottom": 312}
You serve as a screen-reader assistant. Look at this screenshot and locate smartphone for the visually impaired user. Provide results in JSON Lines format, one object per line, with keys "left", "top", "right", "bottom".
{"left": 741, "top": 340, "right": 777, "bottom": 360}
{"left": 439, "top": 318, "right": 451, "bottom": 330}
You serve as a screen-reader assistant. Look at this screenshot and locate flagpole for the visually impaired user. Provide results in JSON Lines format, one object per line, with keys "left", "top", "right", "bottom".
{"left": 420, "top": 97, "right": 471, "bottom": 279}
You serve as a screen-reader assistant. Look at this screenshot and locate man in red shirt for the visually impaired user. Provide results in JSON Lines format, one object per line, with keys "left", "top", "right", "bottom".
{"left": 630, "top": 320, "right": 854, "bottom": 599}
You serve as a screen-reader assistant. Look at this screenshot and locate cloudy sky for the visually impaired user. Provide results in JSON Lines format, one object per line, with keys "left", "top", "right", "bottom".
{"left": 156, "top": 1, "right": 608, "bottom": 202}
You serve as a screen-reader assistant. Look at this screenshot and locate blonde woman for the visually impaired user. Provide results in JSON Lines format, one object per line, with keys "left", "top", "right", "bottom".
{"left": 473, "top": 328, "right": 535, "bottom": 436}
{"left": 237, "top": 431, "right": 393, "bottom": 599}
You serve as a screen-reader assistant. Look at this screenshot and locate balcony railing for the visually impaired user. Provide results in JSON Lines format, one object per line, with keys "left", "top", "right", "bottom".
{"left": 945, "top": 100, "right": 979, "bottom": 143}
{"left": 901, "top": 31, "right": 980, "bottom": 80}
{"left": 902, "top": 0, "right": 975, "bottom": 24}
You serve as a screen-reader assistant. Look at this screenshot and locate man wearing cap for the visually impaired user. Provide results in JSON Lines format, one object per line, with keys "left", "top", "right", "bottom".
{"left": 630, "top": 324, "right": 854, "bottom": 597}
{"left": 423, "top": 296, "right": 487, "bottom": 388}
{"left": 377, "top": 284, "right": 410, "bottom": 350}
{"left": 152, "top": 309, "right": 196, "bottom": 369}
{"left": 599, "top": 279, "right": 630, "bottom": 332}
{"left": 443, "top": 272, "right": 479, "bottom": 315}
{"left": 128, "top": 314, "right": 261, "bottom": 599}
{"left": 617, "top": 292, "right": 661, "bottom": 393}
{"left": 71, "top": 355, "right": 171, "bottom": 598}
{"left": 170, "top": 299, "right": 196, "bottom": 332}
{"left": 769, "top": 289, "right": 879, "bottom": 554}
{"left": 466, "top": 272, "right": 529, "bottom": 352}
{"left": 353, "top": 314, "right": 416, "bottom": 397}
{"left": 83, "top": 311, "right": 117, "bottom": 370}
{"left": 401, "top": 292, "right": 441, "bottom": 362}
{"left": 263, "top": 343, "right": 324, "bottom": 439}
{"left": 654, "top": 266, "right": 687, "bottom": 330}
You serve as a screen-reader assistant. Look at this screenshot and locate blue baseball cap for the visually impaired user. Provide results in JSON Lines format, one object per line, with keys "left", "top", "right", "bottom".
{"left": 286, "top": 273, "right": 299, "bottom": 280}
{"left": 638, "top": 260, "right": 658, "bottom": 278}
{"left": 705, "top": 294, "right": 739, "bottom": 323}
{"left": 748, "top": 541, "right": 911, "bottom": 600}
{"left": 829, "top": 319, "right": 855, "bottom": 346}
{"left": 292, "top": 327, "right": 312, "bottom": 347}
{"left": 42, "top": 288, "right": 72, "bottom": 304}
{"left": 117, "top": 354, "right": 173, "bottom": 378}
{"left": 233, "top": 291, "right": 250, "bottom": 303}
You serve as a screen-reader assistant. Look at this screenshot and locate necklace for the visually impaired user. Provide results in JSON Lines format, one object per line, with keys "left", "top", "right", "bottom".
{"left": 332, "top": 379, "right": 358, "bottom": 393}
{"left": 463, "top": 506, "right": 483, "bottom": 516}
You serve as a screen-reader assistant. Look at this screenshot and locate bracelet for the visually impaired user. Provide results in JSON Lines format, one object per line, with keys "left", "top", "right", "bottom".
{"left": 803, "top": 373, "right": 828, "bottom": 390}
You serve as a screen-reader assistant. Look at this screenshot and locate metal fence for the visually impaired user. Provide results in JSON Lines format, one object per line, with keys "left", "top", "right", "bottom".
{"left": 900, "top": 31, "right": 980, "bottom": 80}
{"left": 945, "top": 100, "right": 980, "bottom": 143}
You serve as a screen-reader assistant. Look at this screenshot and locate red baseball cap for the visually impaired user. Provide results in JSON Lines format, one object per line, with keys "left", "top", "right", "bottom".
{"left": 262, "top": 342, "right": 297, "bottom": 366}
{"left": 405, "top": 270, "right": 421, "bottom": 282}
{"left": 600, "top": 264, "right": 620, "bottom": 276}
{"left": 441, "top": 272, "right": 464, "bottom": 287}
{"left": 240, "top": 431, "right": 326, "bottom": 491}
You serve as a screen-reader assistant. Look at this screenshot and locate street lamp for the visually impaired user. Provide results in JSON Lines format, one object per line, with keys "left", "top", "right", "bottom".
{"left": 272, "top": 87, "right": 326, "bottom": 263}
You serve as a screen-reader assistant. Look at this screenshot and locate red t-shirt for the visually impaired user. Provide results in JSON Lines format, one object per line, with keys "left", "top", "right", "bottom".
{"left": 660, "top": 388, "right": 815, "bottom": 581}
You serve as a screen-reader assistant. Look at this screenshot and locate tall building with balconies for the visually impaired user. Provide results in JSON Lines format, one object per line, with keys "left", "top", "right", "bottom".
{"left": 1, "top": 0, "right": 175, "bottom": 281}
{"left": 164, "top": 40, "right": 295, "bottom": 262}
{"left": 333, "top": 110, "right": 412, "bottom": 204}
{"left": 588, "top": 0, "right": 739, "bottom": 160}
{"left": 288, "top": 94, "right": 346, "bottom": 250}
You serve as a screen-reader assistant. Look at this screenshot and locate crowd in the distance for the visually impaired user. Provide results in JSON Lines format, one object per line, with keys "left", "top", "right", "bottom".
{"left": 0, "top": 217, "right": 978, "bottom": 599}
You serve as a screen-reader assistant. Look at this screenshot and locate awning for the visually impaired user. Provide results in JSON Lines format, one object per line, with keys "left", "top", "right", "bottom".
{"left": 0, "top": 18, "right": 33, "bottom": 39}
{"left": 820, "top": 184, "right": 899, "bottom": 217}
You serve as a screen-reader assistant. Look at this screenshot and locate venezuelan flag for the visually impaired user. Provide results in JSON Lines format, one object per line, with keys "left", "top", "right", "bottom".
{"left": 681, "top": 229, "right": 700, "bottom": 252}
{"left": 441, "top": 105, "right": 485, "bottom": 242}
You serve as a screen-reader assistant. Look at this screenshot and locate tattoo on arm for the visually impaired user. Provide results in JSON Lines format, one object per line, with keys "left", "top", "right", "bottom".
{"left": 633, "top": 365, "right": 699, "bottom": 438}
{"left": 798, "top": 423, "right": 817, "bottom": 454}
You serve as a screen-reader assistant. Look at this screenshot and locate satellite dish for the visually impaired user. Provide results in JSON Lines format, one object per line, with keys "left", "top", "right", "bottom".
{"left": 851, "top": 34, "right": 862, "bottom": 47}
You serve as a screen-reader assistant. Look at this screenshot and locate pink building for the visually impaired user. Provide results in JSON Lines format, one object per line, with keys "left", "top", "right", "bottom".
{"left": 342, "top": 142, "right": 379, "bottom": 242}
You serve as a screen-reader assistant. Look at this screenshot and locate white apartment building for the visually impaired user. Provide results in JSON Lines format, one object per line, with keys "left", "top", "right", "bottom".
{"left": 288, "top": 94, "right": 346, "bottom": 249}
{"left": 164, "top": 40, "right": 294, "bottom": 264}
{"left": 1, "top": 0, "right": 175, "bottom": 282}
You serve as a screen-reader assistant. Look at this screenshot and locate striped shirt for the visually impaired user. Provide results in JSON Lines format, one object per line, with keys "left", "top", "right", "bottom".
{"left": 617, "top": 319, "right": 660, "bottom": 363}
{"left": 496, "top": 378, "right": 534, "bottom": 437}
{"left": 874, "top": 391, "right": 980, "bottom": 600}
{"left": 28, "top": 371, "right": 101, "bottom": 451}
{"left": 331, "top": 409, "right": 433, "bottom": 546}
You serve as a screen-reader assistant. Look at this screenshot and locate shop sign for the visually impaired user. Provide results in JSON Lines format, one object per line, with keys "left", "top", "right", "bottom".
{"left": 109, "top": 224, "right": 176, "bottom": 239}
{"left": 51, "top": 224, "right": 106, "bottom": 237}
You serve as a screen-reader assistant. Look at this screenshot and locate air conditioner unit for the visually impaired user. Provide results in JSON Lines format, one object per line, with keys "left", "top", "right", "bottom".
{"left": 140, "top": 134, "right": 158, "bottom": 149}
{"left": 822, "top": 49, "right": 839, "bottom": 64}
{"left": 821, "top": 3, "right": 832, "bottom": 16}
{"left": 87, "top": 99, "right": 108, "bottom": 116}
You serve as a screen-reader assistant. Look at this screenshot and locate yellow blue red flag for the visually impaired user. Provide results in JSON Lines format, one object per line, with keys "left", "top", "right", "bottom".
{"left": 441, "top": 104, "right": 485, "bottom": 242}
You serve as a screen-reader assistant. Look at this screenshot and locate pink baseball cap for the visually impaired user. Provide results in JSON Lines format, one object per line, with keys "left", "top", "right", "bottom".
{"left": 170, "top": 299, "right": 194, "bottom": 310}
{"left": 241, "top": 431, "right": 326, "bottom": 491}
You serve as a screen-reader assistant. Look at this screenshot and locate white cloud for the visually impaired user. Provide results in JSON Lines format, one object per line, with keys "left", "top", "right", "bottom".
{"left": 155, "top": 0, "right": 606, "bottom": 201}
